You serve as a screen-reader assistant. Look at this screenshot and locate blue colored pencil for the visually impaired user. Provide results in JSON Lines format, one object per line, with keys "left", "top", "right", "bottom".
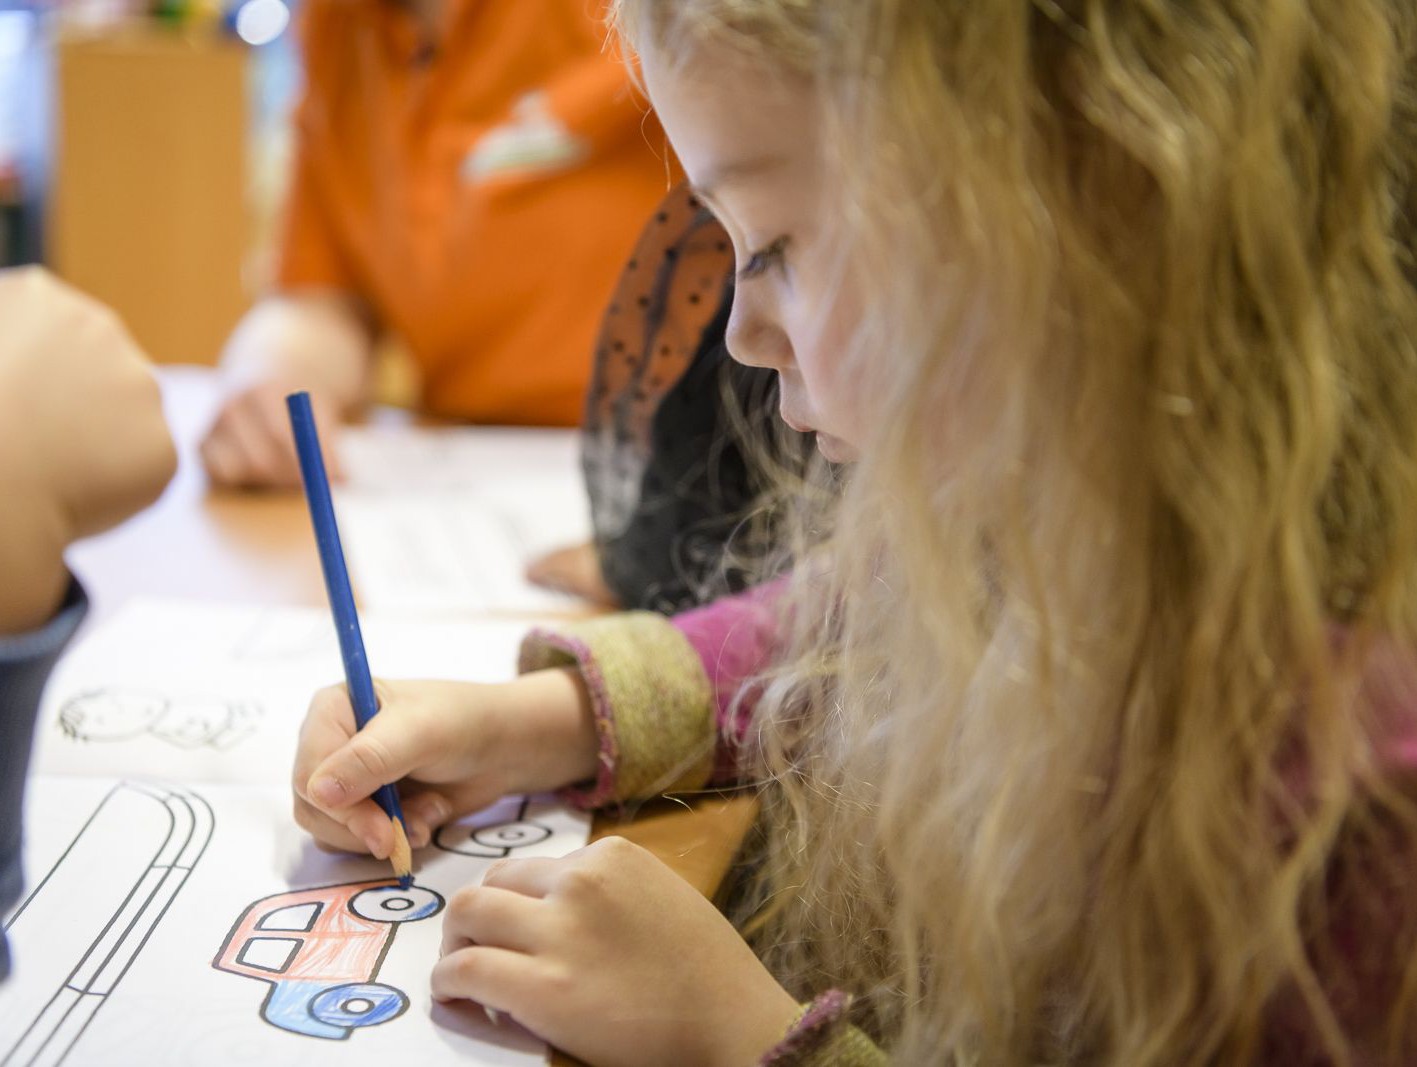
{"left": 286, "top": 391, "right": 413, "bottom": 889}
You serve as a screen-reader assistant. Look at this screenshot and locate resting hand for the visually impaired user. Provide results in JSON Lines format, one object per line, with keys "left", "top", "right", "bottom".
{"left": 201, "top": 380, "right": 343, "bottom": 489}
{"left": 292, "top": 670, "right": 600, "bottom": 858}
{"left": 433, "top": 836, "right": 800, "bottom": 1067}
{"left": 524, "top": 541, "right": 620, "bottom": 608}
{"left": 0, "top": 267, "right": 175, "bottom": 633}
{"left": 201, "top": 294, "right": 372, "bottom": 489}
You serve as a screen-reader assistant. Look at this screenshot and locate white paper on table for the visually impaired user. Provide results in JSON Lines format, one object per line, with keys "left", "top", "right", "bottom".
{"left": 31, "top": 599, "right": 528, "bottom": 785}
{"left": 1, "top": 779, "right": 585, "bottom": 1066}
{"left": 333, "top": 488, "right": 592, "bottom": 617}
{"left": 337, "top": 425, "right": 582, "bottom": 494}
{"left": 333, "top": 426, "right": 593, "bottom": 617}
{"left": 8, "top": 599, "right": 593, "bottom": 1066}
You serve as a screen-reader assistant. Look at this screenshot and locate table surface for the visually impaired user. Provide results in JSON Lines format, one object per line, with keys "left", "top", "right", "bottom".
{"left": 65, "top": 369, "right": 758, "bottom": 1016}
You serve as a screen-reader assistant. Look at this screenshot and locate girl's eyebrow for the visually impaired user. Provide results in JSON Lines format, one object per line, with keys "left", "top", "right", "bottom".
{"left": 690, "top": 154, "right": 788, "bottom": 200}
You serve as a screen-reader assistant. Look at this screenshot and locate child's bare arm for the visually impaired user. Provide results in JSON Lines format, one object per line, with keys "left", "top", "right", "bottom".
{"left": 0, "top": 267, "right": 175, "bottom": 634}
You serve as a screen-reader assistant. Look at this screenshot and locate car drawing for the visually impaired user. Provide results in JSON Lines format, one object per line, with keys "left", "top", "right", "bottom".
{"left": 212, "top": 879, "right": 444, "bottom": 1041}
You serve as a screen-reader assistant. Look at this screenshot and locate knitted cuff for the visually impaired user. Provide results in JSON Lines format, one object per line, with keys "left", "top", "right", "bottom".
{"left": 518, "top": 611, "right": 716, "bottom": 808}
{"left": 758, "top": 991, "right": 887, "bottom": 1066}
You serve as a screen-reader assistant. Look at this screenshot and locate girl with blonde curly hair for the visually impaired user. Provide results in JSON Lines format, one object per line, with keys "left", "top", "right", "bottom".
{"left": 293, "top": 1, "right": 1417, "bottom": 1062}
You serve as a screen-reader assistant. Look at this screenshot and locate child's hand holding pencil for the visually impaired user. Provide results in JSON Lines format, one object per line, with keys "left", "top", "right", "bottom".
{"left": 287, "top": 393, "right": 603, "bottom": 871}
{"left": 292, "top": 671, "right": 602, "bottom": 858}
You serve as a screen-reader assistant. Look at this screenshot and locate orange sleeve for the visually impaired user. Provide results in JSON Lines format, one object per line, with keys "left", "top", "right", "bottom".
{"left": 272, "top": 5, "right": 357, "bottom": 293}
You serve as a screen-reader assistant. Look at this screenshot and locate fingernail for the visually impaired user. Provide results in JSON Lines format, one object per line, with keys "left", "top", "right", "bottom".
{"left": 365, "top": 834, "right": 386, "bottom": 859}
{"left": 424, "top": 796, "right": 451, "bottom": 824}
{"left": 310, "top": 776, "right": 345, "bottom": 807}
{"left": 409, "top": 823, "right": 430, "bottom": 849}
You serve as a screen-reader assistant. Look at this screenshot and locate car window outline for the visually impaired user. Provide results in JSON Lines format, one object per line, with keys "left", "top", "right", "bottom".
{"left": 236, "top": 936, "right": 303, "bottom": 975}
{"left": 256, "top": 901, "right": 323, "bottom": 932}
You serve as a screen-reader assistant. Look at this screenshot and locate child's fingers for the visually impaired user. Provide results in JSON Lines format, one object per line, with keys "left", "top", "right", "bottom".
{"left": 255, "top": 387, "right": 318, "bottom": 487}
{"left": 291, "top": 792, "right": 390, "bottom": 856}
{"left": 292, "top": 685, "right": 357, "bottom": 799}
{"left": 199, "top": 432, "right": 241, "bottom": 487}
{"left": 480, "top": 855, "right": 566, "bottom": 899}
{"left": 430, "top": 944, "right": 542, "bottom": 1011}
{"left": 441, "top": 885, "right": 544, "bottom": 956}
{"left": 304, "top": 705, "right": 428, "bottom": 814}
{"left": 294, "top": 686, "right": 471, "bottom": 853}
{"left": 400, "top": 790, "right": 454, "bottom": 847}
{"left": 223, "top": 401, "right": 291, "bottom": 487}
{"left": 308, "top": 391, "right": 346, "bottom": 482}
{"left": 522, "top": 542, "right": 618, "bottom": 605}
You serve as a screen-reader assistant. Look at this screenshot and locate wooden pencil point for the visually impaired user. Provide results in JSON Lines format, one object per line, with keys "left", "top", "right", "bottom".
{"left": 389, "top": 817, "right": 414, "bottom": 888}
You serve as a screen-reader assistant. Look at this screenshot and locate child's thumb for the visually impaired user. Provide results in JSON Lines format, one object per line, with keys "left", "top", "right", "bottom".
{"left": 306, "top": 720, "right": 418, "bottom": 811}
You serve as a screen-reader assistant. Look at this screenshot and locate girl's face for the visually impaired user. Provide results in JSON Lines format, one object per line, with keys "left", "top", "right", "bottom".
{"left": 642, "top": 45, "right": 865, "bottom": 463}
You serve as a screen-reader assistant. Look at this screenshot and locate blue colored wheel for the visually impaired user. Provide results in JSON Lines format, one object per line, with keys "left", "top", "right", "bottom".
{"left": 349, "top": 885, "right": 444, "bottom": 923}
{"left": 308, "top": 982, "right": 408, "bottom": 1029}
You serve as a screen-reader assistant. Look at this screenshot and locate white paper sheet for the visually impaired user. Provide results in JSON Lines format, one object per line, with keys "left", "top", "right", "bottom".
{"left": 332, "top": 427, "right": 593, "bottom": 617}
{"left": 338, "top": 426, "right": 582, "bottom": 493}
{"left": 6, "top": 599, "right": 594, "bottom": 1066}
{"left": 31, "top": 599, "right": 528, "bottom": 785}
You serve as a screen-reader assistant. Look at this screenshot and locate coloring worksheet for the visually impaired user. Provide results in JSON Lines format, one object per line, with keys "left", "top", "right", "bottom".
{"left": 334, "top": 427, "right": 592, "bottom": 617}
{"left": 338, "top": 425, "right": 583, "bottom": 494}
{"left": 3, "top": 599, "right": 593, "bottom": 1066}
{"left": 29, "top": 599, "right": 529, "bottom": 785}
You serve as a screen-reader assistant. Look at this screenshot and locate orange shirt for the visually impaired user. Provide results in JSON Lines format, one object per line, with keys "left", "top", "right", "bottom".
{"left": 276, "top": 0, "right": 674, "bottom": 426}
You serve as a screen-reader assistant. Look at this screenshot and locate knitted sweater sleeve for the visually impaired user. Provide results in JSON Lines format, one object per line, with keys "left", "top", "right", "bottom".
{"left": 757, "top": 992, "right": 889, "bottom": 1066}
{"left": 517, "top": 581, "right": 785, "bottom": 808}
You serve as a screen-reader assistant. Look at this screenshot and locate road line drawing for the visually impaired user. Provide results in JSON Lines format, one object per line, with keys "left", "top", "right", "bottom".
{"left": 433, "top": 796, "right": 553, "bottom": 859}
{"left": 2, "top": 782, "right": 214, "bottom": 1067}
{"left": 213, "top": 880, "right": 445, "bottom": 1041}
{"left": 57, "top": 689, "right": 261, "bottom": 751}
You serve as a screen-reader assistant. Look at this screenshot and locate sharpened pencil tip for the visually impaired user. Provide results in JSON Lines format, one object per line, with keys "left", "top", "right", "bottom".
{"left": 389, "top": 817, "right": 414, "bottom": 889}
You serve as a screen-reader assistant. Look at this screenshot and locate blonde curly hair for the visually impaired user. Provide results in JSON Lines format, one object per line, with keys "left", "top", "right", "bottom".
{"left": 614, "top": 1, "right": 1417, "bottom": 1062}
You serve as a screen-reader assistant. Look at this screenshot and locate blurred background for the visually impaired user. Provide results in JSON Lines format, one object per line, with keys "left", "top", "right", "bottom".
{"left": 0, "top": 0, "right": 300, "bottom": 365}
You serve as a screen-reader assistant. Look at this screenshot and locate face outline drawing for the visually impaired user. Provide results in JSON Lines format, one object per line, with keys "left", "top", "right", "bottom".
{"left": 58, "top": 689, "right": 261, "bottom": 751}
{"left": 58, "top": 689, "right": 169, "bottom": 743}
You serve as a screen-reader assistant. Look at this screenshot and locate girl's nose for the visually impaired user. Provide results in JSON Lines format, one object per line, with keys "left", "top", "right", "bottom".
{"left": 725, "top": 300, "right": 792, "bottom": 371}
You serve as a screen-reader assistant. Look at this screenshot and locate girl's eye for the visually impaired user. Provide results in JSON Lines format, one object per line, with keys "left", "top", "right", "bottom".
{"left": 736, "top": 236, "right": 790, "bottom": 281}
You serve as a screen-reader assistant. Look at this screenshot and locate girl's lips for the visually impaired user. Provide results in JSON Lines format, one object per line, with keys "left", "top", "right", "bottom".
{"left": 779, "top": 407, "right": 813, "bottom": 434}
{"left": 814, "top": 432, "right": 854, "bottom": 464}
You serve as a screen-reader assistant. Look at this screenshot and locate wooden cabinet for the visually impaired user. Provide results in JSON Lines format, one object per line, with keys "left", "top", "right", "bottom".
{"left": 49, "top": 24, "right": 251, "bottom": 363}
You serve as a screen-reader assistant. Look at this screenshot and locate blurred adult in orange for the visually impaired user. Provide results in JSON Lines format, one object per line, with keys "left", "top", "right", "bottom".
{"left": 201, "top": 0, "right": 672, "bottom": 488}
